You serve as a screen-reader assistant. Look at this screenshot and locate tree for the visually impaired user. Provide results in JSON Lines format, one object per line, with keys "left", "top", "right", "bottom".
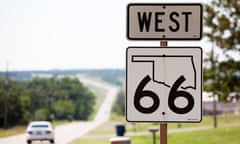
{"left": 59, "top": 77, "right": 95, "bottom": 120}
{"left": 205, "top": 0, "right": 240, "bottom": 53}
{"left": 204, "top": 0, "right": 240, "bottom": 128}
{"left": 218, "top": 59, "right": 240, "bottom": 101}
{"left": 0, "top": 76, "right": 96, "bottom": 128}
{"left": 51, "top": 100, "right": 75, "bottom": 120}
{"left": 0, "top": 79, "right": 30, "bottom": 127}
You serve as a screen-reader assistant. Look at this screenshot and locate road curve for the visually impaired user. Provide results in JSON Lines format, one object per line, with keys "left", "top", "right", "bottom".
{"left": 0, "top": 76, "right": 118, "bottom": 144}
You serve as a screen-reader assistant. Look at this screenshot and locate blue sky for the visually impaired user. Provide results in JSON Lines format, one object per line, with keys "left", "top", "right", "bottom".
{"left": 0, "top": 0, "right": 215, "bottom": 71}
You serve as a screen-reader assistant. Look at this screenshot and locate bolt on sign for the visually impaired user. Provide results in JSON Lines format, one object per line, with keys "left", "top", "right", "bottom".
{"left": 127, "top": 3, "right": 202, "bottom": 40}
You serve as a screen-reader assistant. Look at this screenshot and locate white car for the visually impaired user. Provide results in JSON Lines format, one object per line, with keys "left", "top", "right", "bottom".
{"left": 26, "top": 121, "right": 55, "bottom": 144}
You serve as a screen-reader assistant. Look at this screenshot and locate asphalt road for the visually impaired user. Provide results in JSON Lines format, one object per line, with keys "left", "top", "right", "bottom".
{"left": 0, "top": 76, "right": 118, "bottom": 144}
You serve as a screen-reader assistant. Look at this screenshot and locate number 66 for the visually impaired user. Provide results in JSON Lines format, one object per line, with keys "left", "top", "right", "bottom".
{"left": 134, "top": 75, "right": 194, "bottom": 114}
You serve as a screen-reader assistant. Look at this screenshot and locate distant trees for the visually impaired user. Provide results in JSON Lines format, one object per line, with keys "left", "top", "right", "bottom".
{"left": 204, "top": 0, "right": 240, "bottom": 128}
{"left": 204, "top": 0, "right": 240, "bottom": 102}
{"left": 205, "top": 0, "right": 240, "bottom": 52}
{"left": 204, "top": 59, "right": 240, "bottom": 102}
{"left": 1, "top": 69, "right": 125, "bottom": 86}
{"left": 0, "top": 76, "right": 95, "bottom": 127}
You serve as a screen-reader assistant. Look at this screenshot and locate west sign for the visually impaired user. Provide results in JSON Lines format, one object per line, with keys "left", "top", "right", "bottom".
{"left": 127, "top": 3, "right": 202, "bottom": 40}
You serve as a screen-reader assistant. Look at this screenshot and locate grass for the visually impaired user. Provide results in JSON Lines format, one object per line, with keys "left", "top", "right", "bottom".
{"left": 130, "top": 126, "right": 240, "bottom": 144}
{"left": 69, "top": 114, "right": 240, "bottom": 144}
{"left": 168, "top": 126, "right": 240, "bottom": 144}
{"left": 0, "top": 126, "right": 26, "bottom": 138}
{"left": 71, "top": 138, "right": 110, "bottom": 144}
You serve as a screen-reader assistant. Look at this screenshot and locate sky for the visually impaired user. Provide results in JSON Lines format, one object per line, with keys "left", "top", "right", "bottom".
{"left": 0, "top": 0, "right": 214, "bottom": 71}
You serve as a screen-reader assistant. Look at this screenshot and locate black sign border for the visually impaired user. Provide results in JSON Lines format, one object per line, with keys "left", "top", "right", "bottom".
{"left": 127, "top": 3, "right": 203, "bottom": 41}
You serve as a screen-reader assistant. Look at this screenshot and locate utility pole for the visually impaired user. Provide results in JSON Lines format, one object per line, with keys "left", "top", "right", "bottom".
{"left": 211, "top": 46, "right": 217, "bottom": 128}
{"left": 4, "top": 62, "right": 9, "bottom": 129}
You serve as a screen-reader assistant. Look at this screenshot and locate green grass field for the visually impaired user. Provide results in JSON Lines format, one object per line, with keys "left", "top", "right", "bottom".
{"left": 70, "top": 115, "right": 240, "bottom": 144}
{"left": 132, "top": 126, "right": 240, "bottom": 144}
{"left": 168, "top": 126, "right": 240, "bottom": 144}
{"left": 0, "top": 126, "right": 25, "bottom": 138}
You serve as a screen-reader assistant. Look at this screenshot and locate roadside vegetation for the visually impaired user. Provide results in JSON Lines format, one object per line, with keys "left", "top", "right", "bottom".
{"left": 0, "top": 69, "right": 124, "bottom": 138}
{"left": 0, "top": 77, "right": 108, "bottom": 137}
{"left": 0, "top": 126, "right": 25, "bottom": 138}
{"left": 69, "top": 114, "right": 240, "bottom": 144}
{"left": 132, "top": 126, "right": 240, "bottom": 144}
{"left": 0, "top": 76, "right": 95, "bottom": 128}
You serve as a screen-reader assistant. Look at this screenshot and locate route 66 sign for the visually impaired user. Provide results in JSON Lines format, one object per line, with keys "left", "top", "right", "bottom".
{"left": 126, "top": 47, "right": 202, "bottom": 122}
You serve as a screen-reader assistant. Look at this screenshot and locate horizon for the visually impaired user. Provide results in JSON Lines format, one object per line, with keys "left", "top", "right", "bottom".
{"left": 0, "top": 67, "right": 125, "bottom": 72}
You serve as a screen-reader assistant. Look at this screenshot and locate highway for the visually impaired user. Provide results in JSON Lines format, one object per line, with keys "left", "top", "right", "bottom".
{"left": 0, "top": 76, "right": 118, "bottom": 144}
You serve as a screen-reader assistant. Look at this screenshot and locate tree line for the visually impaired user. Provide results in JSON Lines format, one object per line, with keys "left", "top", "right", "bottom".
{"left": 0, "top": 76, "right": 95, "bottom": 128}
{"left": 0, "top": 69, "right": 125, "bottom": 86}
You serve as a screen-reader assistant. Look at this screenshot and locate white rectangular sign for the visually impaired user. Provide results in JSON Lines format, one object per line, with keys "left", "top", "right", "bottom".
{"left": 126, "top": 47, "right": 202, "bottom": 122}
{"left": 127, "top": 3, "right": 202, "bottom": 40}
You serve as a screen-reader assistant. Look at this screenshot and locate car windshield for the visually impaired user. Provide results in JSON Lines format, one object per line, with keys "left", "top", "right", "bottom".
{"left": 31, "top": 125, "right": 49, "bottom": 128}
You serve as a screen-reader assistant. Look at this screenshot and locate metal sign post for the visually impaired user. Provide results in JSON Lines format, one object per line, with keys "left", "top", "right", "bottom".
{"left": 160, "top": 124, "right": 167, "bottom": 144}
